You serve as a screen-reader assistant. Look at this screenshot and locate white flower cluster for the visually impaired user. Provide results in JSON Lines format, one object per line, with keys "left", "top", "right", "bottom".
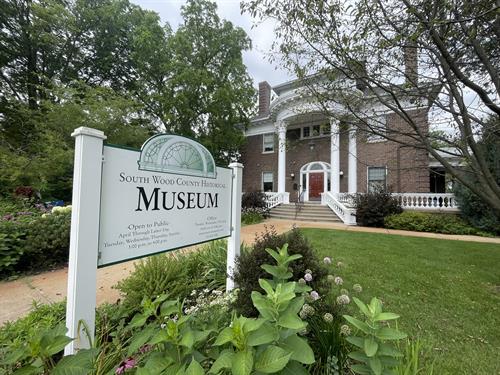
{"left": 299, "top": 303, "right": 316, "bottom": 319}
{"left": 184, "top": 288, "right": 234, "bottom": 316}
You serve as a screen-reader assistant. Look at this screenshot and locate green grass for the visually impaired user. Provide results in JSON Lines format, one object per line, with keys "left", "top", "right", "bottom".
{"left": 301, "top": 228, "right": 500, "bottom": 375}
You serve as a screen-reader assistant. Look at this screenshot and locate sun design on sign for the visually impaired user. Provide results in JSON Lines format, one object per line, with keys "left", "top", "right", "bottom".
{"left": 138, "top": 135, "right": 216, "bottom": 178}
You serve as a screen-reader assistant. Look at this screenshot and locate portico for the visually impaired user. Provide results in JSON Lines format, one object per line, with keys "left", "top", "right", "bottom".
{"left": 275, "top": 117, "right": 358, "bottom": 202}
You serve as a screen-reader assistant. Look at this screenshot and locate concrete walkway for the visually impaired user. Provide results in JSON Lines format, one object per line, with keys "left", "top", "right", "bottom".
{"left": 1, "top": 219, "right": 498, "bottom": 325}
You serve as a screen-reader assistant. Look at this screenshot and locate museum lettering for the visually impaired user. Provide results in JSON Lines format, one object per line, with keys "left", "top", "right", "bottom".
{"left": 135, "top": 187, "right": 219, "bottom": 211}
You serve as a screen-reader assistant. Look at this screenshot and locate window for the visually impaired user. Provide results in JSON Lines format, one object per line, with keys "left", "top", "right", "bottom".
{"left": 367, "top": 167, "right": 387, "bottom": 192}
{"left": 262, "top": 133, "right": 274, "bottom": 153}
{"left": 262, "top": 172, "right": 274, "bottom": 192}
{"left": 302, "top": 126, "right": 310, "bottom": 138}
{"left": 321, "top": 123, "right": 331, "bottom": 135}
{"left": 312, "top": 125, "right": 321, "bottom": 136}
{"left": 366, "top": 115, "right": 387, "bottom": 143}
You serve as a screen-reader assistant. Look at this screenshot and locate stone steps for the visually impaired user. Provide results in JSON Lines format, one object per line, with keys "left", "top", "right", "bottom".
{"left": 269, "top": 203, "right": 341, "bottom": 222}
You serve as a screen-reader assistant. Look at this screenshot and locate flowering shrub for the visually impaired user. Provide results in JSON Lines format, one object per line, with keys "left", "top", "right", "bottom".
{"left": 241, "top": 208, "right": 265, "bottom": 225}
{"left": 233, "top": 226, "right": 327, "bottom": 316}
{"left": 0, "top": 205, "right": 71, "bottom": 277}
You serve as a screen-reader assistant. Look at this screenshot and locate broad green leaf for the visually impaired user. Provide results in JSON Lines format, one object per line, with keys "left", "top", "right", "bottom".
{"left": 231, "top": 349, "right": 253, "bottom": 375}
{"left": 378, "top": 343, "right": 403, "bottom": 357}
{"left": 185, "top": 360, "right": 204, "bottom": 375}
{"left": 369, "top": 298, "right": 383, "bottom": 317}
{"left": 128, "top": 326, "right": 155, "bottom": 356}
{"left": 343, "top": 315, "right": 372, "bottom": 334}
{"left": 179, "top": 329, "right": 194, "bottom": 349}
{"left": 278, "top": 312, "right": 306, "bottom": 330}
{"left": 214, "top": 327, "right": 233, "bottom": 346}
{"left": 348, "top": 350, "right": 369, "bottom": 363}
{"left": 353, "top": 297, "right": 371, "bottom": 318}
{"left": 136, "top": 368, "right": 152, "bottom": 375}
{"left": 369, "top": 356, "right": 382, "bottom": 375}
{"left": 258, "top": 279, "right": 275, "bottom": 296}
{"left": 254, "top": 345, "right": 291, "bottom": 373}
{"left": 129, "top": 313, "right": 148, "bottom": 329}
{"left": 282, "top": 334, "right": 315, "bottom": 364}
{"left": 279, "top": 360, "right": 309, "bottom": 375}
{"left": 160, "top": 300, "right": 178, "bottom": 317}
{"left": 247, "top": 323, "right": 278, "bottom": 346}
{"left": 144, "top": 352, "right": 173, "bottom": 373}
{"left": 364, "top": 337, "right": 378, "bottom": 357}
{"left": 351, "top": 364, "right": 372, "bottom": 375}
{"left": 52, "top": 348, "right": 98, "bottom": 375}
{"left": 42, "top": 335, "right": 73, "bottom": 356}
{"left": 376, "top": 327, "right": 407, "bottom": 341}
{"left": 12, "top": 365, "right": 40, "bottom": 375}
{"left": 283, "top": 296, "right": 305, "bottom": 316}
{"left": 346, "top": 336, "right": 365, "bottom": 349}
{"left": 373, "top": 313, "right": 400, "bottom": 322}
{"left": 209, "top": 350, "right": 234, "bottom": 374}
{"left": 243, "top": 318, "right": 266, "bottom": 333}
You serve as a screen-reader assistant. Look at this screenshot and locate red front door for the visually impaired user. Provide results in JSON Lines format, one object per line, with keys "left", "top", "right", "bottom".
{"left": 309, "top": 172, "right": 324, "bottom": 199}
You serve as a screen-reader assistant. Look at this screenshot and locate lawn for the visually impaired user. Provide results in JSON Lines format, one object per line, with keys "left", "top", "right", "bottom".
{"left": 301, "top": 228, "right": 500, "bottom": 375}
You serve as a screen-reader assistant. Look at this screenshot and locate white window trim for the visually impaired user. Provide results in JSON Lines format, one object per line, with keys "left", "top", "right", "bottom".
{"left": 262, "top": 133, "right": 275, "bottom": 154}
{"left": 367, "top": 166, "right": 387, "bottom": 192}
{"left": 262, "top": 171, "right": 274, "bottom": 192}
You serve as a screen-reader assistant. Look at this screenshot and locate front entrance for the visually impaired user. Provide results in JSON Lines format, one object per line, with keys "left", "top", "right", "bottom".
{"left": 309, "top": 172, "right": 324, "bottom": 200}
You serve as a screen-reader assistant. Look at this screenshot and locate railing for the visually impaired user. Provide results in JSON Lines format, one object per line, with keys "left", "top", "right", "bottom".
{"left": 337, "top": 193, "right": 355, "bottom": 207}
{"left": 295, "top": 190, "right": 305, "bottom": 218}
{"left": 263, "top": 192, "right": 290, "bottom": 209}
{"left": 392, "top": 193, "right": 459, "bottom": 211}
{"left": 321, "top": 192, "right": 357, "bottom": 225}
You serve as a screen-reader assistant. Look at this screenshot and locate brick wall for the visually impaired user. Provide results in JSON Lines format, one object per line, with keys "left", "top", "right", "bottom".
{"left": 240, "top": 109, "right": 430, "bottom": 198}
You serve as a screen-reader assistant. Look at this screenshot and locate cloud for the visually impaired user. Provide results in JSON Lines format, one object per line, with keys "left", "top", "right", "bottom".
{"left": 130, "top": 0, "right": 293, "bottom": 88}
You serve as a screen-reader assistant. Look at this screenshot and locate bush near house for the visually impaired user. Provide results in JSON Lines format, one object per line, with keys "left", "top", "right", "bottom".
{"left": 384, "top": 211, "right": 494, "bottom": 236}
{"left": 241, "top": 191, "right": 269, "bottom": 224}
{"left": 353, "top": 190, "right": 402, "bottom": 227}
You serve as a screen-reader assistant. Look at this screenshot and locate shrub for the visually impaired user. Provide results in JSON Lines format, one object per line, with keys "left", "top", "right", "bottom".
{"left": 233, "top": 226, "right": 327, "bottom": 316}
{"left": 0, "top": 301, "right": 66, "bottom": 350}
{"left": 241, "top": 209, "right": 265, "bottom": 225}
{"left": 354, "top": 190, "right": 402, "bottom": 227}
{"left": 384, "top": 211, "right": 492, "bottom": 236}
{"left": 454, "top": 183, "right": 500, "bottom": 235}
{"left": 242, "top": 191, "right": 269, "bottom": 218}
{"left": 0, "top": 207, "right": 71, "bottom": 278}
{"left": 116, "top": 239, "right": 229, "bottom": 309}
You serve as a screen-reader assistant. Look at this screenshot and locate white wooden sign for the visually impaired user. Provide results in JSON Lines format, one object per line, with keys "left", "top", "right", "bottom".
{"left": 98, "top": 145, "right": 232, "bottom": 266}
{"left": 64, "top": 127, "right": 242, "bottom": 355}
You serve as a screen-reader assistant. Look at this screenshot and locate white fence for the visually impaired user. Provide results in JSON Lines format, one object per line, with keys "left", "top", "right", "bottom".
{"left": 392, "top": 193, "right": 459, "bottom": 211}
{"left": 263, "top": 191, "right": 459, "bottom": 225}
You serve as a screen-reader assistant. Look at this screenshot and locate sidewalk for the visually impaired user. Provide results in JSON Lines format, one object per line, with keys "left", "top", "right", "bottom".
{"left": 1, "top": 219, "right": 498, "bottom": 325}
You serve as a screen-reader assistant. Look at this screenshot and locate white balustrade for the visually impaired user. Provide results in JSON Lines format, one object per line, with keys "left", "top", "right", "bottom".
{"left": 392, "top": 193, "right": 459, "bottom": 211}
{"left": 321, "top": 192, "right": 357, "bottom": 225}
{"left": 263, "top": 192, "right": 285, "bottom": 209}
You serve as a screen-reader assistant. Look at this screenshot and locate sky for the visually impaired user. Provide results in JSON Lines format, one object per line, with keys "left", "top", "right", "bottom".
{"left": 130, "top": 0, "right": 294, "bottom": 88}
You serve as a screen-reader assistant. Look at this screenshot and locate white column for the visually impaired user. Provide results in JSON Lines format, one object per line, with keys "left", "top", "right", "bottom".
{"left": 226, "top": 162, "right": 243, "bottom": 292}
{"left": 277, "top": 121, "right": 287, "bottom": 195}
{"left": 348, "top": 125, "right": 357, "bottom": 193}
{"left": 330, "top": 119, "right": 340, "bottom": 194}
{"left": 65, "top": 127, "right": 106, "bottom": 355}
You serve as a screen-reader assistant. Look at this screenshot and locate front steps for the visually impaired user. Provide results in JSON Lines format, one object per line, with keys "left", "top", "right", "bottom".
{"left": 269, "top": 202, "right": 341, "bottom": 223}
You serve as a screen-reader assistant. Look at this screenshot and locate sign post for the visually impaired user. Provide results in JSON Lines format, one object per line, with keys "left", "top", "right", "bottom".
{"left": 226, "top": 162, "right": 243, "bottom": 291}
{"left": 64, "top": 127, "right": 241, "bottom": 355}
{"left": 65, "top": 128, "right": 106, "bottom": 355}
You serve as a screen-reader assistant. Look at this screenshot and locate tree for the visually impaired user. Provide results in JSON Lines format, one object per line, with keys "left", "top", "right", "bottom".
{"left": 132, "top": 0, "right": 255, "bottom": 163}
{"left": 242, "top": 0, "right": 500, "bottom": 213}
{"left": 1, "top": 0, "right": 255, "bottom": 197}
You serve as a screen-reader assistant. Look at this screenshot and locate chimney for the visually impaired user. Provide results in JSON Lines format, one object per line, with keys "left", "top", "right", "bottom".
{"left": 258, "top": 81, "right": 271, "bottom": 116}
{"left": 404, "top": 42, "right": 418, "bottom": 86}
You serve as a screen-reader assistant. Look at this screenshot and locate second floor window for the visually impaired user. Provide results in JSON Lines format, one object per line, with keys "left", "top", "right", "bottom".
{"left": 263, "top": 133, "right": 274, "bottom": 152}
